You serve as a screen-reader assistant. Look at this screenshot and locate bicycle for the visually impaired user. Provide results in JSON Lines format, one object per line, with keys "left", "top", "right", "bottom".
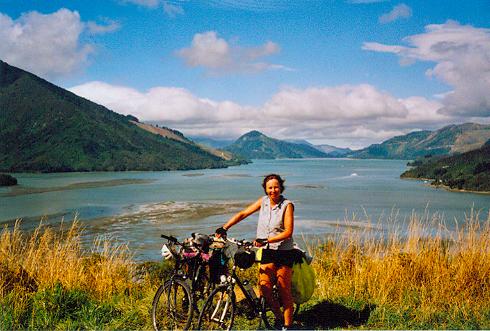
{"left": 152, "top": 233, "right": 223, "bottom": 331}
{"left": 197, "top": 238, "right": 299, "bottom": 330}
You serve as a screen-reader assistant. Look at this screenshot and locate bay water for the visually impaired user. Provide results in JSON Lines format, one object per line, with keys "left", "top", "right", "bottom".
{"left": 1, "top": 159, "right": 489, "bottom": 260}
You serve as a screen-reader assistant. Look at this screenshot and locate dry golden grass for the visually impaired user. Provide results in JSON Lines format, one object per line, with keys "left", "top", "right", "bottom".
{"left": 2, "top": 210, "right": 489, "bottom": 329}
{"left": 0, "top": 219, "right": 136, "bottom": 300}
{"left": 309, "top": 209, "right": 490, "bottom": 326}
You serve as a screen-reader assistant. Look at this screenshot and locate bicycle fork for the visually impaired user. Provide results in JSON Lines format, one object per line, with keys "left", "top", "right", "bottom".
{"left": 210, "top": 290, "right": 231, "bottom": 325}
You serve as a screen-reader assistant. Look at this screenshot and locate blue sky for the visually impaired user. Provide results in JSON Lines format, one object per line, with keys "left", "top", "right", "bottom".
{"left": 1, "top": 0, "right": 490, "bottom": 148}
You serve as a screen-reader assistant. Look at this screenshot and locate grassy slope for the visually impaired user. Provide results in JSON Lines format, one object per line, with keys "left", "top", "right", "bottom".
{"left": 2, "top": 214, "right": 490, "bottom": 330}
{"left": 0, "top": 60, "right": 228, "bottom": 172}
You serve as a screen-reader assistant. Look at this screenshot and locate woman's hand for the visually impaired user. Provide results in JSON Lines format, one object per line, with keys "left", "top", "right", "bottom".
{"left": 254, "top": 238, "right": 268, "bottom": 247}
{"left": 215, "top": 226, "right": 227, "bottom": 238}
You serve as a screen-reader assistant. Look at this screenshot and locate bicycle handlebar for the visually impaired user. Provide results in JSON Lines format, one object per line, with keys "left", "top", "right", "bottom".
{"left": 161, "top": 234, "right": 178, "bottom": 244}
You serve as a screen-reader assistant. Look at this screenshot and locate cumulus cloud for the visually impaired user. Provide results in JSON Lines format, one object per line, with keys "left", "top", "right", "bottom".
{"left": 69, "top": 81, "right": 249, "bottom": 125}
{"left": 69, "top": 81, "right": 453, "bottom": 148}
{"left": 363, "top": 21, "right": 490, "bottom": 117}
{"left": 379, "top": 3, "right": 412, "bottom": 24}
{"left": 0, "top": 9, "right": 94, "bottom": 78}
{"left": 0, "top": 9, "right": 119, "bottom": 78}
{"left": 176, "top": 31, "right": 289, "bottom": 74}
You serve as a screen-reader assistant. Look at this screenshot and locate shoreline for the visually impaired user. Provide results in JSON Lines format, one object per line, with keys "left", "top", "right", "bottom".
{"left": 401, "top": 176, "right": 490, "bottom": 195}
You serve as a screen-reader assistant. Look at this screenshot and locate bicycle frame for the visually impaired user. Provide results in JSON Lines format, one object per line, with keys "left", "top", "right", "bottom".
{"left": 224, "top": 264, "right": 263, "bottom": 318}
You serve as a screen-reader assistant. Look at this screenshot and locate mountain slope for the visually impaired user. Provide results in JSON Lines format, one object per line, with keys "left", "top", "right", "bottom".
{"left": 0, "top": 60, "right": 232, "bottom": 172}
{"left": 350, "top": 123, "right": 490, "bottom": 159}
{"left": 401, "top": 140, "right": 490, "bottom": 192}
{"left": 225, "top": 130, "right": 328, "bottom": 159}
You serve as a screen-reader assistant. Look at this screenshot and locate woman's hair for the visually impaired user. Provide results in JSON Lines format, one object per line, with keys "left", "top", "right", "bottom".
{"left": 262, "top": 173, "right": 285, "bottom": 193}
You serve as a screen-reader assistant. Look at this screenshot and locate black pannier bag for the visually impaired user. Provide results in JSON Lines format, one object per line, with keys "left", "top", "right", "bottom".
{"left": 233, "top": 248, "right": 255, "bottom": 269}
{"left": 208, "top": 249, "right": 228, "bottom": 283}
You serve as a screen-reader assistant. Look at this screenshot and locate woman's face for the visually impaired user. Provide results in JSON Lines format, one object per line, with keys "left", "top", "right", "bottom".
{"left": 265, "top": 178, "right": 282, "bottom": 201}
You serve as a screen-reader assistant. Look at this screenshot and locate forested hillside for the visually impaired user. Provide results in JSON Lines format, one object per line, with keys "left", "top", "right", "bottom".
{"left": 225, "top": 130, "right": 328, "bottom": 159}
{"left": 401, "top": 140, "right": 490, "bottom": 192}
{"left": 0, "top": 60, "right": 235, "bottom": 172}
{"left": 350, "top": 123, "right": 490, "bottom": 159}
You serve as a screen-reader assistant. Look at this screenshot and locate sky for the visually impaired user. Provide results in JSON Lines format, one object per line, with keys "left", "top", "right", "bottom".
{"left": 1, "top": 0, "right": 490, "bottom": 149}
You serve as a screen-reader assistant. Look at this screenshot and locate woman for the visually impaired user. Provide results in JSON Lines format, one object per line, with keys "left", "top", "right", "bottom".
{"left": 216, "top": 173, "right": 296, "bottom": 329}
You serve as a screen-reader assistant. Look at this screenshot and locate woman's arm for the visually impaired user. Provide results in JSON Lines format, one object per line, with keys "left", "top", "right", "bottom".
{"left": 267, "top": 203, "right": 294, "bottom": 244}
{"left": 221, "top": 197, "right": 262, "bottom": 230}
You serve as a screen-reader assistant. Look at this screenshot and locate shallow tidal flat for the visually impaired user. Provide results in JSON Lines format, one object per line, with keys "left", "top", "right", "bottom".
{"left": 0, "top": 179, "right": 154, "bottom": 197}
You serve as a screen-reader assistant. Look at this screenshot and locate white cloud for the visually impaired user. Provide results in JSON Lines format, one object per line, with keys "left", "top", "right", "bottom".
{"left": 163, "top": 1, "right": 184, "bottom": 17}
{"left": 363, "top": 21, "right": 490, "bottom": 117}
{"left": 379, "top": 3, "right": 412, "bottom": 24}
{"left": 176, "top": 31, "right": 288, "bottom": 74}
{"left": 69, "top": 81, "right": 454, "bottom": 148}
{"left": 177, "top": 31, "right": 231, "bottom": 69}
{"left": 123, "top": 0, "right": 184, "bottom": 17}
{"left": 69, "top": 81, "right": 248, "bottom": 124}
{"left": 0, "top": 9, "right": 94, "bottom": 78}
{"left": 123, "top": 0, "right": 160, "bottom": 8}
{"left": 262, "top": 84, "right": 408, "bottom": 121}
{"left": 87, "top": 19, "right": 121, "bottom": 34}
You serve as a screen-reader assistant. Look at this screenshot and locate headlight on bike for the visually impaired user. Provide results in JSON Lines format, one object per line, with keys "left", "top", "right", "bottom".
{"left": 161, "top": 244, "right": 173, "bottom": 260}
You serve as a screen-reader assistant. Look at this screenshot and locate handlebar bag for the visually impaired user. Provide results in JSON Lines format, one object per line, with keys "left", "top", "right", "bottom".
{"left": 234, "top": 248, "right": 255, "bottom": 269}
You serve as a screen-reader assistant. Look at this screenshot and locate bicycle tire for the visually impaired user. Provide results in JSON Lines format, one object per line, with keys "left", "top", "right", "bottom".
{"left": 197, "top": 284, "right": 236, "bottom": 331}
{"left": 260, "top": 297, "right": 301, "bottom": 330}
{"left": 152, "top": 278, "right": 193, "bottom": 331}
{"left": 259, "top": 296, "right": 281, "bottom": 330}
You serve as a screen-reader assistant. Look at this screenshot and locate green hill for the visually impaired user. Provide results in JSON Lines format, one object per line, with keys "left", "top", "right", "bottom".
{"left": 400, "top": 140, "right": 490, "bottom": 192}
{"left": 225, "top": 130, "right": 328, "bottom": 159}
{"left": 350, "top": 123, "right": 490, "bottom": 159}
{"left": 0, "top": 60, "right": 235, "bottom": 172}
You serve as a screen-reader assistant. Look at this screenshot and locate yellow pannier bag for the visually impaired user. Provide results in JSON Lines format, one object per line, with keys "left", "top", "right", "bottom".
{"left": 291, "top": 257, "right": 315, "bottom": 304}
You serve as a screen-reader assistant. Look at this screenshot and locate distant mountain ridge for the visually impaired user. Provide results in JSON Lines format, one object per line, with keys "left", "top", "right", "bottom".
{"left": 315, "top": 144, "right": 353, "bottom": 157}
{"left": 0, "top": 60, "right": 237, "bottom": 172}
{"left": 225, "top": 130, "right": 328, "bottom": 159}
{"left": 350, "top": 123, "right": 490, "bottom": 159}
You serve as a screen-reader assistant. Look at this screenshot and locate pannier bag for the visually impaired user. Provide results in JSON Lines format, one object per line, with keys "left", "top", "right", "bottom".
{"left": 291, "top": 246, "right": 314, "bottom": 304}
{"left": 208, "top": 249, "right": 228, "bottom": 283}
{"left": 234, "top": 248, "right": 255, "bottom": 269}
{"left": 291, "top": 256, "right": 315, "bottom": 304}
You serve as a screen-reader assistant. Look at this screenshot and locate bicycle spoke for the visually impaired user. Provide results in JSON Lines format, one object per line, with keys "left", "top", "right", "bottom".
{"left": 198, "top": 286, "right": 235, "bottom": 330}
{"left": 152, "top": 279, "right": 193, "bottom": 330}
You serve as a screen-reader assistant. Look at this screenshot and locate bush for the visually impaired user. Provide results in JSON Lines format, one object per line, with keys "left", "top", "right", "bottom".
{"left": 0, "top": 174, "right": 17, "bottom": 186}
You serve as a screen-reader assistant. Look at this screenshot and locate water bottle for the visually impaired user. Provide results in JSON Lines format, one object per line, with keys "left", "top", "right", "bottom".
{"left": 243, "top": 280, "right": 257, "bottom": 301}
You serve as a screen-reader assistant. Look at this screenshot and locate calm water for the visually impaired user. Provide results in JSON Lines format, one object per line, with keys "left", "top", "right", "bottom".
{"left": 1, "top": 159, "right": 489, "bottom": 260}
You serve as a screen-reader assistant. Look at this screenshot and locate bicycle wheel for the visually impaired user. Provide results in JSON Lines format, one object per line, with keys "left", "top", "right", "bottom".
{"left": 197, "top": 284, "right": 236, "bottom": 331}
{"left": 152, "top": 278, "right": 193, "bottom": 331}
{"left": 260, "top": 298, "right": 300, "bottom": 330}
{"left": 259, "top": 296, "right": 282, "bottom": 330}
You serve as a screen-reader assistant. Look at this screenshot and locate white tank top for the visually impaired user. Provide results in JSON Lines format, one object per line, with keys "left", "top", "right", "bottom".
{"left": 256, "top": 195, "right": 294, "bottom": 250}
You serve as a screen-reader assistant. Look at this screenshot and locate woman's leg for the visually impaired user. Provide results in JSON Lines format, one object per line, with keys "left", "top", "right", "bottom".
{"left": 259, "top": 263, "right": 282, "bottom": 320}
{"left": 276, "top": 265, "right": 294, "bottom": 327}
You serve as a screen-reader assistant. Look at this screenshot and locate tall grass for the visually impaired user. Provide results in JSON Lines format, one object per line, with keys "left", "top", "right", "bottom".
{"left": 308, "top": 209, "right": 490, "bottom": 329}
{"left": 1, "top": 211, "right": 489, "bottom": 329}
{"left": 0, "top": 219, "right": 156, "bottom": 329}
